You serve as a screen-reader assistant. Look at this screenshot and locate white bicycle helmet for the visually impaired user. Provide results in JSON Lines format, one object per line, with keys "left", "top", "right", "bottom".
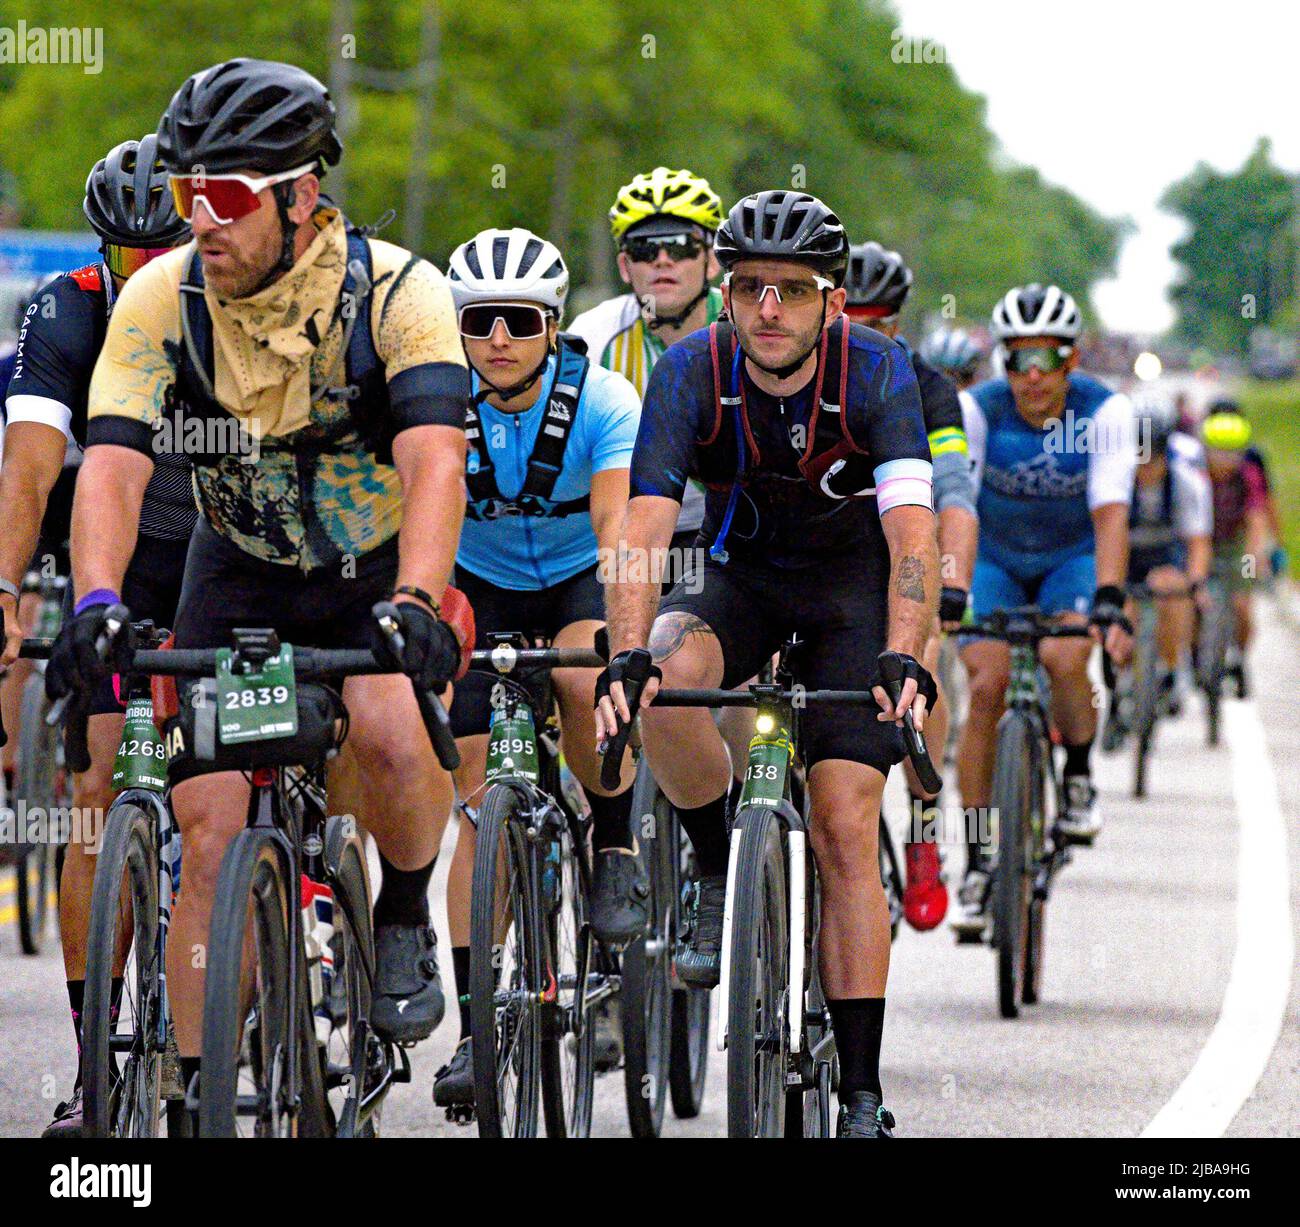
{"left": 1129, "top": 388, "right": 1179, "bottom": 449}
{"left": 990, "top": 283, "right": 1081, "bottom": 342}
{"left": 447, "top": 228, "right": 569, "bottom": 320}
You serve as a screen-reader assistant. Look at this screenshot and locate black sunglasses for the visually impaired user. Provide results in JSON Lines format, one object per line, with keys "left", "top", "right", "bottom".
{"left": 458, "top": 302, "right": 550, "bottom": 340}
{"left": 623, "top": 233, "right": 705, "bottom": 264}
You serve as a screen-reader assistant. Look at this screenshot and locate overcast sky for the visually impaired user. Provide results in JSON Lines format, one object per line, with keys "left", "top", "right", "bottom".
{"left": 891, "top": 0, "right": 1300, "bottom": 334}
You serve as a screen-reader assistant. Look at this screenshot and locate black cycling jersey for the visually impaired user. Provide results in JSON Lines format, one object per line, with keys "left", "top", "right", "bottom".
{"left": 4, "top": 263, "right": 197, "bottom": 542}
{"left": 908, "top": 346, "right": 963, "bottom": 437}
{"left": 631, "top": 320, "right": 929, "bottom": 578}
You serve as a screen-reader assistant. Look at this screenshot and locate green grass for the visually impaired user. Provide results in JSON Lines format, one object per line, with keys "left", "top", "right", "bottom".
{"left": 1235, "top": 379, "right": 1300, "bottom": 570}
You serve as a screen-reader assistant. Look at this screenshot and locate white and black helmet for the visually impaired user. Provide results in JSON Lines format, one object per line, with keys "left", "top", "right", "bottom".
{"left": 990, "top": 283, "right": 1081, "bottom": 342}
{"left": 447, "top": 228, "right": 569, "bottom": 320}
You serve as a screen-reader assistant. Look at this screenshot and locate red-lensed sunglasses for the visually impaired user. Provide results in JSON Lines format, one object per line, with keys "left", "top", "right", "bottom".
{"left": 168, "top": 164, "right": 314, "bottom": 226}
{"left": 103, "top": 243, "right": 175, "bottom": 278}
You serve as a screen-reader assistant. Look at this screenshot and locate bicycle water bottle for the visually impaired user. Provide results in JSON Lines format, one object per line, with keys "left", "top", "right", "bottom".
{"left": 300, "top": 876, "right": 335, "bottom": 1043}
{"left": 541, "top": 838, "right": 562, "bottom": 904}
{"left": 558, "top": 757, "right": 588, "bottom": 817}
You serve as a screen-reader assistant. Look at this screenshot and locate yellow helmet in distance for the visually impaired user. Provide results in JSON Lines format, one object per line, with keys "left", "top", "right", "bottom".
{"left": 1200, "top": 411, "right": 1252, "bottom": 452}
{"left": 609, "top": 167, "right": 723, "bottom": 242}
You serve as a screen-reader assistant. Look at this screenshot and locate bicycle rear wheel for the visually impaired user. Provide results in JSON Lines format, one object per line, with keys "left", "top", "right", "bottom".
{"left": 1132, "top": 608, "right": 1160, "bottom": 798}
{"left": 668, "top": 822, "right": 711, "bottom": 1119}
{"left": 323, "top": 815, "right": 378, "bottom": 1138}
{"left": 82, "top": 802, "right": 162, "bottom": 1137}
{"left": 878, "top": 812, "right": 904, "bottom": 942}
{"left": 1198, "top": 588, "right": 1231, "bottom": 747}
{"left": 623, "top": 766, "right": 673, "bottom": 1137}
{"left": 469, "top": 784, "right": 542, "bottom": 1138}
{"left": 540, "top": 816, "right": 595, "bottom": 1138}
{"left": 726, "top": 804, "right": 789, "bottom": 1137}
{"left": 991, "top": 715, "right": 1035, "bottom": 1019}
{"left": 199, "top": 828, "right": 329, "bottom": 1137}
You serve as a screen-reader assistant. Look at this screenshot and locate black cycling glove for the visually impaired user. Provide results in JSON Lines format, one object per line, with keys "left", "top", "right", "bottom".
{"left": 938, "top": 586, "right": 969, "bottom": 625}
{"left": 1089, "top": 585, "right": 1132, "bottom": 635}
{"left": 594, "top": 648, "right": 662, "bottom": 717}
{"left": 872, "top": 650, "right": 938, "bottom": 714}
{"left": 46, "top": 602, "right": 134, "bottom": 703}
{"left": 369, "top": 601, "right": 462, "bottom": 691}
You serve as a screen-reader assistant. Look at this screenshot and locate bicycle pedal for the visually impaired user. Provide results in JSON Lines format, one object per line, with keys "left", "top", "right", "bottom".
{"left": 444, "top": 1103, "right": 476, "bottom": 1126}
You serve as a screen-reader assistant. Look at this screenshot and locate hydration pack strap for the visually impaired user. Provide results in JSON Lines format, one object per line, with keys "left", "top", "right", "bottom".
{"left": 464, "top": 338, "right": 591, "bottom": 520}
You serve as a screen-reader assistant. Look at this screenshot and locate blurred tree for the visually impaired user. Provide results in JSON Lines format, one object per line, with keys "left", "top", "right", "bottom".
{"left": 1162, "top": 138, "right": 1296, "bottom": 355}
{"left": 0, "top": 0, "right": 1124, "bottom": 325}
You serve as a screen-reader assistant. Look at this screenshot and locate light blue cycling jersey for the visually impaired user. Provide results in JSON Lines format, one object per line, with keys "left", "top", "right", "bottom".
{"left": 457, "top": 354, "right": 640, "bottom": 590}
{"left": 965, "top": 373, "right": 1135, "bottom": 579}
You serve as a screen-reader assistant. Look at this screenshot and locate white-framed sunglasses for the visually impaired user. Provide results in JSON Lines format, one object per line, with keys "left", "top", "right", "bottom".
{"left": 168, "top": 162, "right": 316, "bottom": 225}
{"left": 725, "top": 271, "right": 834, "bottom": 306}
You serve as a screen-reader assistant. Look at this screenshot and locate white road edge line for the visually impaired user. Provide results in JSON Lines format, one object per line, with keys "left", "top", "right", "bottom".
{"left": 1141, "top": 698, "right": 1293, "bottom": 1138}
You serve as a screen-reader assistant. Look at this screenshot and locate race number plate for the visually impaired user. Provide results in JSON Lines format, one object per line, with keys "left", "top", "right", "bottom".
{"left": 214, "top": 645, "right": 297, "bottom": 745}
{"left": 111, "top": 698, "right": 168, "bottom": 791}
{"left": 487, "top": 707, "right": 540, "bottom": 783}
{"left": 741, "top": 727, "right": 793, "bottom": 808}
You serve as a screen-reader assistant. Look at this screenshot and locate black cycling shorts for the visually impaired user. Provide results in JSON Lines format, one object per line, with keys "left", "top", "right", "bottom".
{"left": 657, "top": 555, "right": 903, "bottom": 774}
{"left": 89, "top": 532, "right": 191, "bottom": 716}
{"left": 173, "top": 520, "right": 399, "bottom": 652}
{"left": 449, "top": 563, "right": 603, "bottom": 738}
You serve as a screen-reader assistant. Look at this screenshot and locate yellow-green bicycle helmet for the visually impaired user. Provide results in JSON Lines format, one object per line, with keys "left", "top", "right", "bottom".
{"left": 609, "top": 167, "right": 723, "bottom": 242}
{"left": 1201, "top": 410, "right": 1252, "bottom": 452}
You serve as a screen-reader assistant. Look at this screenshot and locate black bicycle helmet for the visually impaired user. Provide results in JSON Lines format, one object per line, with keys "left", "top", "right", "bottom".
{"left": 844, "top": 242, "right": 913, "bottom": 312}
{"left": 83, "top": 134, "right": 189, "bottom": 246}
{"left": 714, "top": 190, "right": 848, "bottom": 286}
{"left": 157, "top": 58, "right": 341, "bottom": 176}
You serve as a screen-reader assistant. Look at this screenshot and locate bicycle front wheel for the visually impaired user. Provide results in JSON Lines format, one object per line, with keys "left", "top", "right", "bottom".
{"left": 991, "top": 715, "right": 1036, "bottom": 1019}
{"left": 469, "top": 784, "right": 542, "bottom": 1138}
{"left": 726, "top": 804, "right": 789, "bottom": 1138}
{"left": 82, "top": 802, "right": 162, "bottom": 1137}
{"left": 623, "top": 765, "right": 674, "bottom": 1137}
{"left": 199, "top": 828, "right": 329, "bottom": 1137}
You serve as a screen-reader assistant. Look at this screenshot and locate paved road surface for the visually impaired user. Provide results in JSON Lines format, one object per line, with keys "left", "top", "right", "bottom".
{"left": 1, "top": 602, "right": 1295, "bottom": 1138}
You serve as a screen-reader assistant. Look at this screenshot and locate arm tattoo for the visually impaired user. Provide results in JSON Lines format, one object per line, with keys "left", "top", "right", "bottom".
{"left": 895, "top": 555, "right": 927, "bottom": 604}
{"left": 648, "top": 612, "right": 715, "bottom": 664}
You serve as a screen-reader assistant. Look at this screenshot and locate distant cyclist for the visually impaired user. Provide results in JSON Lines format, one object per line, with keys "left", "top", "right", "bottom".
{"left": 431, "top": 228, "right": 640, "bottom": 1111}
{"left": 1199, "top": 409, "right": 1271, "bottom": 698}
{"left": 1119, "top": 389, "right": 1212, "bottom": 718}
{"left": 920, "top": 326, "right": 983, "bottom": 390}
{"left": 953, "top": 284, "right": 1134, "bottom": 939}
{"left": 842, "top": 242, "right": 978, "bottom": 931}
{"left": 1205, "top": 396, "right": 1285, "bottom": 580}
{"left": 568, "top": 166, "right": 724, "bottom": 566}
{"left": 0, "top": 136, "right": 193, "bottom": 1138}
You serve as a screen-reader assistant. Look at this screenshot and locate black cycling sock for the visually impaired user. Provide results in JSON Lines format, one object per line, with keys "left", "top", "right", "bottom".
{"left": 677, "top": 791, "right": 730, "bottom": 878}
{"left": 1063, "top": 739, "right": 1093, "bottom": 778}
{"left": 451, "top": 945, "right": 472, "bottom": 1039}
{"left": 828, "top": 996, "right": 886, "bottom": 1101}
{"left": 373, "top": 851, "right": 435, "bottom": 928}
{"left": 587, "top": 787, "right": 635, "bottom": 853}
{"left": 66, "top": 980, "right": 85, "bottom": 1084}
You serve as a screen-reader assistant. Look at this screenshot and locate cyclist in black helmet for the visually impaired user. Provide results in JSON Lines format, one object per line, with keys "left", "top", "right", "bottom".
{"left": 597, "top": 190, "right": 938, "bottom": 1137}
{"left": 48, "top": 59, "right": 475, "bottom": 1118}
{"left": 842, "top": 241, "right": 978, "bottom": 934}
{"left": 0, "top": 134, "right": 193, "bottom": 1138}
